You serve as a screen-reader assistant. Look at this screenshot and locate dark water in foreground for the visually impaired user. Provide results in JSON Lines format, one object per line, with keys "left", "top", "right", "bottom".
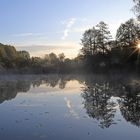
{"left": 0, "top": 74, "right": 140, "bottom": 140}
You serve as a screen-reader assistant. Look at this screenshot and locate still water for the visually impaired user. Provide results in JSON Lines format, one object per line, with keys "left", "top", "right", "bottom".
{"left": 0, "top": 74, "right": 140, "bottom": 140}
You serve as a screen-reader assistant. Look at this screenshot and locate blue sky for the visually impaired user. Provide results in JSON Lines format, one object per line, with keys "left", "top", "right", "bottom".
{"left": 0, "top": 0, "right": 134, "bottom": 58}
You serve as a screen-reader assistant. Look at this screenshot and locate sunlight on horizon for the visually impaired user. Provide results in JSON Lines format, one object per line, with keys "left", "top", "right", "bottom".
{"left": 138, "top": 43, "right": 140, "bottom": 49}
{"left": 15, "top": 42, "right": 82, "bottom": 58}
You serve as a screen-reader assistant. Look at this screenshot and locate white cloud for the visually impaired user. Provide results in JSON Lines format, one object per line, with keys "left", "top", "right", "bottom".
{"left": 62, "top": 18, "right": 76, "bottom": 40}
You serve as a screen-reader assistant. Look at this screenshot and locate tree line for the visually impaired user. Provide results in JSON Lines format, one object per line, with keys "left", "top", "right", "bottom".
{"left": 78, "top": 0, "right": 140, "bottom": 71}
{"left": 80, "top": 18, "right": 140, "bottom": 70}
{"left": 0, "top": 43, "right": 84, "bottom": 73}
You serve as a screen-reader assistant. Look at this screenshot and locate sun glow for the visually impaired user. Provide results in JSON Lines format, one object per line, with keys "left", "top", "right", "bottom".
{"left": 136, "top": 41, "right": 140, "bottom": 52}
{"left": 135, "top": 40, "right": 140, "bottom": 51}
{"left": 138, "top": 44, "right": 140, "bottom": 49}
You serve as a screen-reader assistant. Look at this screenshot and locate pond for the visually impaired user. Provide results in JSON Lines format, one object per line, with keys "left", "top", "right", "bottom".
{"left": 0, "top": 74, "right": 140, "bottom": 140}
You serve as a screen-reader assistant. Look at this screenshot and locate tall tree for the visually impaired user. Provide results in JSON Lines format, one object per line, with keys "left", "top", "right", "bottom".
{"left": 58, "top": 53, "right": 65, "bottom": 62}
{"left": 18, "top": 51, "right": 30, "bottom": 60}
{"left": 116, "top": 19, "right": 140, "bottom": 63}
{"left": 81, "top": 22, "right": 112, "bottom": 56}
{"left": 81, "top": 27, "right": 98, "bottom": 56}
{"left": 0, "top": 44, "right": 18, "bottom": 68}
{"left": 96, "top": 21, "right": 112, "bottom": 55}
{"left": 49, "top": 53, "right": 58, "bottom": 64}
{"left": 133, "top": 0, "right": 140, "bottom": 19}
{"left": 116, "top": 19, "right": 140, "bottom": 48}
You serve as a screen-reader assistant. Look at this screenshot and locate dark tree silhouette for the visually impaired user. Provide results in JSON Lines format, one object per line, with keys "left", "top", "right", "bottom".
{"left": 116, "top": 19, "right": 140, "bottom": 48}
{"left": 81, "top": 27, "right": 99, "bottom": 56}
{"left": 116, "top": 19, "right": 140, "bottom": 64}
{"left": 96, "top": 21, "right": 112, "bottom": 55}
{"left": 81, "top": 22, "right": 112, "bottom": 57}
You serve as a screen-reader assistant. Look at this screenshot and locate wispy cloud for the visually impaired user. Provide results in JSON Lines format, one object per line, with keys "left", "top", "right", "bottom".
{"left": 62, "top": 18, "right": 76, "bottom": 40}
{"left": 11, "top": 33, "right": 45, "bottom": 37}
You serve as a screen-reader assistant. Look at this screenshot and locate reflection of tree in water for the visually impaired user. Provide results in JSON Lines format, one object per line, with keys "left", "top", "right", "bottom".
{"left": 17, "top": 81, "right": 31, "bottom": 92}
{"left": 36, "top": 75, "right": 70, "bottom": 89}
{"left": 59, "top": 78, "right": 67, "bottom": 89}
{"left": 82, "top": 75, "right": 140, "bottom": 129}
{"left": 1, "top": 74, "right": 140, "bottom": 129}
{"left": 46, "top": 77, "right": 59, "bottom": 87}
{"left": 29, "top": 75, "right": 68, "bottom": 88}
{"left": 119, "top": 83, "right": 140, "bottom": 127}
{"left": 32, "top": 80, "right": 43, "bottom": 87}
{"left": 0, "top": 75, "right": 71, "bottom": 104}
{"left": 0, "top": 81, "right": 31, "bottom": 104}
{"left": 82, "top": 82, "right": 117, "bottom": 128}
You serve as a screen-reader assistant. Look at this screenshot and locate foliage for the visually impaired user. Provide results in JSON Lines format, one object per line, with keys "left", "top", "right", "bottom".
{"left": 133, "top": 0, "right": 140, "bottom": 19}
{"left": 116, "top": 19, "right": 140, "bottom": 48}
{"left": 81, "top": 19, "right": 140, "bottom": 68}
{"left": 81, "top": 21, "right": 112, "bottom": 57}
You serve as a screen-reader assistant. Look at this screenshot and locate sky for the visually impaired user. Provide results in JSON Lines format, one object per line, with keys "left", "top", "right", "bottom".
{"left": 0, "top": 0, "right": 135, "bottom": 58}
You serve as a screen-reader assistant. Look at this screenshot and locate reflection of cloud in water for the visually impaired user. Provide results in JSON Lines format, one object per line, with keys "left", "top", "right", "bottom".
{"left": 16, "top": 104, "right": 43, "bottom": 107}
{"left": 64, "top": 97, "right": 80, "bottom": 119}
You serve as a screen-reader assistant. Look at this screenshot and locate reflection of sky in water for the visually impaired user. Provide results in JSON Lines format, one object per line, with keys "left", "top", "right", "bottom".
{"left": 0, "top": 76, "right": 140, "bottom": 140}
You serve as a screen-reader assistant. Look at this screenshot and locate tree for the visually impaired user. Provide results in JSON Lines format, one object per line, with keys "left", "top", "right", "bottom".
{"left": 15, "top": 51, "right": 30, "bottom": 68}
{"left": 96, "top": 21, "right": 112, "bottom": 55}
{"left": 58, "top": 53, "right": 65, "bottom": 62}
{"left": 18, "top": 51, "right": 30, "bottom": 60}
{"left": 133, "top": 0, "right": 140, "bottom": 19}
{"left": 0, "top": 44, "right": 18, "bottom": 68}
{"left": 116, "top": 19, "right": 140, "bottom": 63}
{"left": 81, "top": 27, "right": 98, "bottom": 56}
{"left": 81, "top": 22, "right": 112, "bottom": 57}
{"left": 0, "top": 44, "right": 17, "bottom": 60}
{"left": 31, "top": 57, "right": 42, "bottom": 66}
{"left": 48, "top": 53, "right": 58, "bottom": 64}
{"left": 116, "top": 19, "right": 140, "bottom": 48}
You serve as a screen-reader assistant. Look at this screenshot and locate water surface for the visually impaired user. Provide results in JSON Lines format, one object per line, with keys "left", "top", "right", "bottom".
{"left": 0, "top": 74, "right": 140, "bottom": 140}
